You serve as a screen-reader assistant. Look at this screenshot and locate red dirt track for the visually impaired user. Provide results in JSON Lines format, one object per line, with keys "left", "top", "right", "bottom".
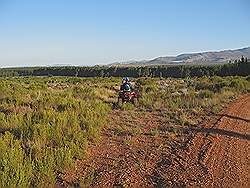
{"left": 62, "top": 95, "right": 250, "bottom": 187}
{"left": 201, "top": 95, "right": 250, "bottom": 187}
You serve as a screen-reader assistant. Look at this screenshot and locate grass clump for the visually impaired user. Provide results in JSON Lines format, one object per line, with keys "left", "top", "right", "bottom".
{"left": 137, "top": 76, "right": 250, "bottom": 129}
{"left": 0, "top": 77, "right": 112, "bottom": 187}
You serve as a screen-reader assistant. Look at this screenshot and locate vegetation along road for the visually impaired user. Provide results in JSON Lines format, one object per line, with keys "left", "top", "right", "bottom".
{"left": 60, "top": 80, "right": 250, "bottom": 187}
{"left": 0, "top": 76, "right": 249, "bottom": 187}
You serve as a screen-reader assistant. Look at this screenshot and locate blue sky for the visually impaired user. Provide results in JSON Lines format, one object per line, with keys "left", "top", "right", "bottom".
{"left": 0, "top": 0, "right": 249, "bottom": 67}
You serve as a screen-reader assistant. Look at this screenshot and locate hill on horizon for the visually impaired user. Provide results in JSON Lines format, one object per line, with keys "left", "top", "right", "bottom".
{"left": 110, "top": 47, "right": 250, "bottom": 66}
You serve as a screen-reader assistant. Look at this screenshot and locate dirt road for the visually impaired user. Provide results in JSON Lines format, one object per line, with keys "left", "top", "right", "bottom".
{"left": 61, "top": 95, "right": 250, "bottom": 187}
{"left": 201, "top": 95, "right": 250, "bottom": 187}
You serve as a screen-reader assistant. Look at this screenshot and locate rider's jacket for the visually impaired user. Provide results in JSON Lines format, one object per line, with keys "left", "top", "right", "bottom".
{"left": 120, "top": 82, "right": 132, "bottom": 92}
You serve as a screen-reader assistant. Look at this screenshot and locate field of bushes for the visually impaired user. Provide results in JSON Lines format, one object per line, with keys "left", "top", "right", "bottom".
{"left": 137, "top": 76, "right": 250, "bottom": 124}
{"left": 0, "top": 76, "right": 249, "bottom": 187}
{"left": 0, "top": 77, "right": 114, "bottom": 187}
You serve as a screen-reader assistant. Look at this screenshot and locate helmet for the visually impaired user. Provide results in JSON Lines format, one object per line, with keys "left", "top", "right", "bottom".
{"left": 123, "top": 77, "right": 129, "bottom": 82}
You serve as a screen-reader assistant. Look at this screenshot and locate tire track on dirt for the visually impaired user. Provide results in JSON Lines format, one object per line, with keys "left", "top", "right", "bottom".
{"left": 61, "top": 95, "right": 250, "bottom": 187}
{"left": 202, "top": 95, "right": 250, "bottom": 187}
{"left": 62, "top": 110, "right": 169, "bottom": 187}
{"left": 175, "top": 95, "right": 250, "bottom": 187}
{"left": 158, "top": 95, "right": 250, "bottom": 187}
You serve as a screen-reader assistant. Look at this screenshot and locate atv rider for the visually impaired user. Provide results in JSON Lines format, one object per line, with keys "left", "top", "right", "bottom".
{"left": 118, "top": 77, "right": 138, "bottom": 104}
{"left": 120, "top": 77, "right": 133, "bottom": 93}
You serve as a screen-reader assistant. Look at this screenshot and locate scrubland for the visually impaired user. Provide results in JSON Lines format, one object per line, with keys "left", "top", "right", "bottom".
{"left": 0, "top": 76, "right": 249, "bottom": 187}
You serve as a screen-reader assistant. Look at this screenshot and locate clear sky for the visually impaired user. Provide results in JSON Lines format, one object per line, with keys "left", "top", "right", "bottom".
{"left": 0, "top": 0, "right": 249, "bottom": 67}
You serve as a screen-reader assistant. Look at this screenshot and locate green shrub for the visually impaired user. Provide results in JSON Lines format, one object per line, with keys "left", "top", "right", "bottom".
{"left": 230, "top": 78, "right": 249, "bottom": 92}
{"left": 0, "top": 77, "right": 111, "bottom": 187}
{"left": 198, "top": 90, "right": 214, "bottom": 99}
{"left": 0, "top": 132, "right": 32, "bottom": 187}
{"left": 120, "top": 103, "right": 135, "bottom": 110}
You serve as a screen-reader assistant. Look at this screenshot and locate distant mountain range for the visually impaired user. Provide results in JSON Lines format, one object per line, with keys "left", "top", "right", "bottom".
{"left": 110, "top": 47, "right": 250, "bottom": 66}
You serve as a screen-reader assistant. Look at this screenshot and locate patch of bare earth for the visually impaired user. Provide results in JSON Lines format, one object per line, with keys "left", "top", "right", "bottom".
{"left": 61, "top": 95, "right": 250, "bottom": 187}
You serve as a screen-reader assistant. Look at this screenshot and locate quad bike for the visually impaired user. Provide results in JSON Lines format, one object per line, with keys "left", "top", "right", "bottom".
{"left": 118, "top": 90, "right": 139, "bottom": 105}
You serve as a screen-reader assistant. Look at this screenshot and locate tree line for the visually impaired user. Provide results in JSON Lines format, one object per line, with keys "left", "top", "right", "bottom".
{"left": 0, "top": 57, "right": 249, "bottom": 78}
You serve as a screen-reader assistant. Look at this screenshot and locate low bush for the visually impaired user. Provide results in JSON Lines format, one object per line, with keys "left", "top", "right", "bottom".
{"left": 0, "top": 77, "right": 111, "bottom": 186}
